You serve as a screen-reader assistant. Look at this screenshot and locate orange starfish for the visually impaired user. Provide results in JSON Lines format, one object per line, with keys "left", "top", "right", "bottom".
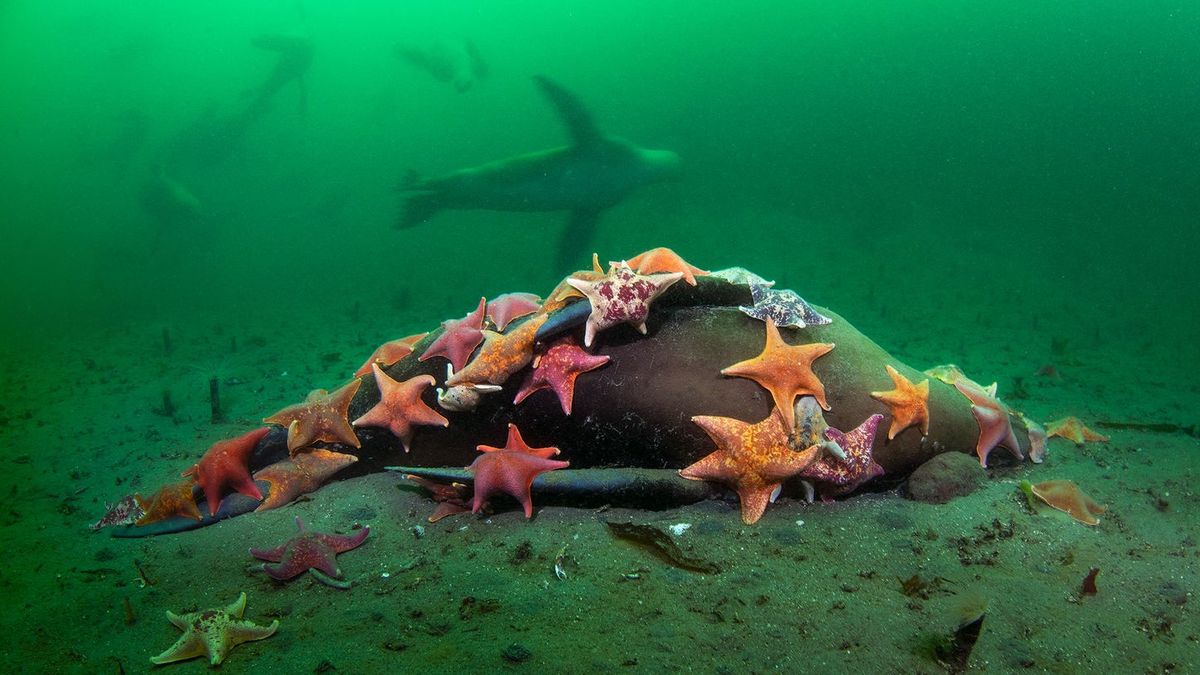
{"left": 720, "top": 318, "right": 834, "bottom": 432}
{"left": 353, "top": 332, "right": 428, "bottom": 377}
{"left": 680, "top": 412, "right": 823, "bottom": 524}
{"left": 541, "top": 254, "right": 607, "bottom": 312}
{"left": 1029, "top": 479, "right": 1107, "bottom": 526}
{"left": 1045, "top": 416, "right": 1110, "bottom": 445}
{"left": 135, "top": 478, "right": 203, "bottom": 526}
{"left": 264, "top": 380, "right": 362, "bottom": 454}
{"left": 622, "top": 246, "right": 709, "bottom": 286}
{"left": 253, "top": 449, "right": 359, "bottom": 511}
{"left": 352, "top": 364, "right": 448, "bottom": 452}
{"left": 446, "top": 314, "right": 549, "bottom": 387}
{"left": 870, "top": 364, "right": 930, "bottom": 440}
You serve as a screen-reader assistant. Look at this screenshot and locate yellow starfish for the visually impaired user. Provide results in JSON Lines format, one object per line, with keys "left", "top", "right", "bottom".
{"left": 150, "top": 592, "right": 278, "bottom": 666}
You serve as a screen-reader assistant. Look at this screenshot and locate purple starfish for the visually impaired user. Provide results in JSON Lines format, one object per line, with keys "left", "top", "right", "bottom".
{"left": 739, "top": 283, "right": 831, "bottom": 329}
{"left": 513, "top": 339, "right": 610, "bottom": 415}
{"left": 249, "top": 517, "right": 370, "bottom": 589}
{"left": 799, "top": 413, "right": 884, "bottom": 500}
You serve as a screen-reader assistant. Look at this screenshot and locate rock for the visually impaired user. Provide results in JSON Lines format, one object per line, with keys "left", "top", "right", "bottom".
{"left": 906, "top": 453, "right": 985, "bottom": 504}
{"left": 503, "top": 643, "right": 532, "bottom": 663}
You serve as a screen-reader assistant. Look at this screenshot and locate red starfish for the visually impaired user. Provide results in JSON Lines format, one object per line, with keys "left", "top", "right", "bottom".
{"left": 419, "top": 297, "right": 486, "bottom": 371}
{"left": 513, "top": 339, "right": 610, "bottom": 414}
{"left": 468, "top": 423, "right": 568, "bottom": 518}
{"left": 404, "top": 474, "right": 471, "bottom": 522}
{"left": 183, "top": 427, "right": 271, "bottom": 516}
{"left": 249, "top": 517, "right": 370, "bottom": 589}
{"left": 477, "top": 423, "right": 560, "bottom": 458}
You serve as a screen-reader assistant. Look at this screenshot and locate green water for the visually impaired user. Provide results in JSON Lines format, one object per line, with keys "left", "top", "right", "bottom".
{"left": 2, "top": 1, "right": 1196, "bottom": 353}
{"left": 2, "top": 2, "right": 1198, "bottom": 672}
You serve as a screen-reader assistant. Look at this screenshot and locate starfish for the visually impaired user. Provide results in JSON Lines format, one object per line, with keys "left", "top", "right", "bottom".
{"left": 404, "top": 474, "right": 472, "bottom": 522}
{"left": 468, "top": 425, "right": 569, "bottom": 517}
{"left": 1029, "top": 479, "right": 1106, "bottom": 526}
{"left": 622, "top": 246, "right": 708, "bottom": 286}
{"left": 352, "top": 363, "right": 447, "bottom": 452}
{"left": 353, "top": 332, "right": 428, "bottom": 377}
{"left": 566, "top": 262, "right": 684, "bottom": 347}
{"left": 799, "top": 414, "right": 885, "bottom": 499}
{"left": 134, "top": 479, "right": 202, "bottom": 526}
{"left": 445, "top": 313, "right": 549, "bottom": 387}
{"left": 249, "top": 517, "right": 371, "bottom": 589}
{"left": 477, "top": 423, "right": 561, "bottom": 458}
{"left": 419, "top": 297, "right": 486, "bottom": 371}
{"left": 1020, "top": 413, "right": 1048, "bottom": 463}
{"left": 513, "top": 339, "right": 610, "bottom": 414}
{"left": 263, "top": 380, "right": 362, "bottom": 454}
{"left": 738, "top": 283, "right": 831, "bottom": 329}
{"left": 542, "top": 254, "right": 608, "bottom": 313}
{"left": 954, "top": 380, "right": 1023, "bottom": 467}
{"left": 149, "top": 592, "right": 278, "bottom": 666}
{"left": 90, "top": 494, "right": 144, "bottom": 531}
{"left": 926, "top": 364, "right": 996, "bottom": 396}
{"left": 721, "top": 318, "right": 834, "bottom": 432}
{"left": 710, "top": 267, "right": 774, "bottom": 287}
{"left": 681, "top": 412, "right": 823, "bottom": 524}
{"left": 1045, "top": 416, "right": 1110, "bottom": 445}
{"left": 252, "top": 449, "right": 359, "bottom": 511}
{"left": 487, "top": 293, "right": 542, "bottom": 331}
{"left": 182, "top": 427, "right": 271, "bottom": 516}
{"left": 870, "top": 364, "right": 930, "bottom": 440}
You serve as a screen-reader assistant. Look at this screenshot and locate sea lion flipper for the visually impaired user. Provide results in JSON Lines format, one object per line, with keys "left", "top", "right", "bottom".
{"left": 558, "top": 208, "right": 603, "bottom": 271}
{"left": 533, "top": 75, "right": 601, "bottom": 148}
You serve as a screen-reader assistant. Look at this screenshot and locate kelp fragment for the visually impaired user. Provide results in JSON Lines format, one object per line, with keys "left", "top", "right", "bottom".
{"left": 605, "top": 521, "right": 720, "bottom": 574}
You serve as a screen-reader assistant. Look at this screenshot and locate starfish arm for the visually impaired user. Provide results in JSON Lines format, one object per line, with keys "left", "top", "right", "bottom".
{"left": 309, "top": 568, "right": 352, "bottom": 589}
{"left": 248, "top": 544, "right": 288, "bottom": 562}
{"left": 150, "top": 631, "right": 206, "bottom": 665}
{"left": 315, "top": 526, "right": 370, "bottom": 553}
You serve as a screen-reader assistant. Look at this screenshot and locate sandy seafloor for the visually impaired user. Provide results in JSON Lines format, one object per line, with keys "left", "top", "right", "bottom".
{"left": 1, "top": 239, "right": 1196, "bottom": 674}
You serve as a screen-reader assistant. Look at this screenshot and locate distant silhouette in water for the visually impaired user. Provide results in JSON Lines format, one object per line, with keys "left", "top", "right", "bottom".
{"left": 139, "top": 164, "right": 202, "bottom": 229}
{"left": 397, "top": 76, "right": 681, "bottom": 270}
{"left": 394, "top": 38, "right": 488, "bottom": 93}
{"left": 245, "top": 33, "right": 313, "bottom": 117}
{"left": 163, "top": 33, "right": 313, "bottom": 168}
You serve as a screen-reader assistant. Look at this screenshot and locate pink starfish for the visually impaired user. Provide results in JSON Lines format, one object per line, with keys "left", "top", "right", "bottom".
{"left": 954, "top": 380, "right": 1023, "bottom": 467}
{"left": 419, "top": 297, "right": 486, "bottom": 371}
{"left": 249, "top": 517, "right": 370, "bottom": 589}
{"left": 513, "top": 339, "right": 610, "bottom": 414}
{"left": 486, "top": 293, "right": 541, "bottom": 331}
{"left": 566, "top": 262, "right": 683, "bottom": 347}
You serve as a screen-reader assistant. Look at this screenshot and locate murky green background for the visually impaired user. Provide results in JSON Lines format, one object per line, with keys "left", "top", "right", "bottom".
{"left": 2, "top": 1, "right": 1197, "bottom": 360}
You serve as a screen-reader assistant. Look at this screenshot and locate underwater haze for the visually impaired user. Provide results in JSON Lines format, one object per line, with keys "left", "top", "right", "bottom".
{"left": 2, "top": 1, "right": 1197, "bottom": 352}
{"left": 2, "top": 1, "right": 1199, "bottom": 672}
